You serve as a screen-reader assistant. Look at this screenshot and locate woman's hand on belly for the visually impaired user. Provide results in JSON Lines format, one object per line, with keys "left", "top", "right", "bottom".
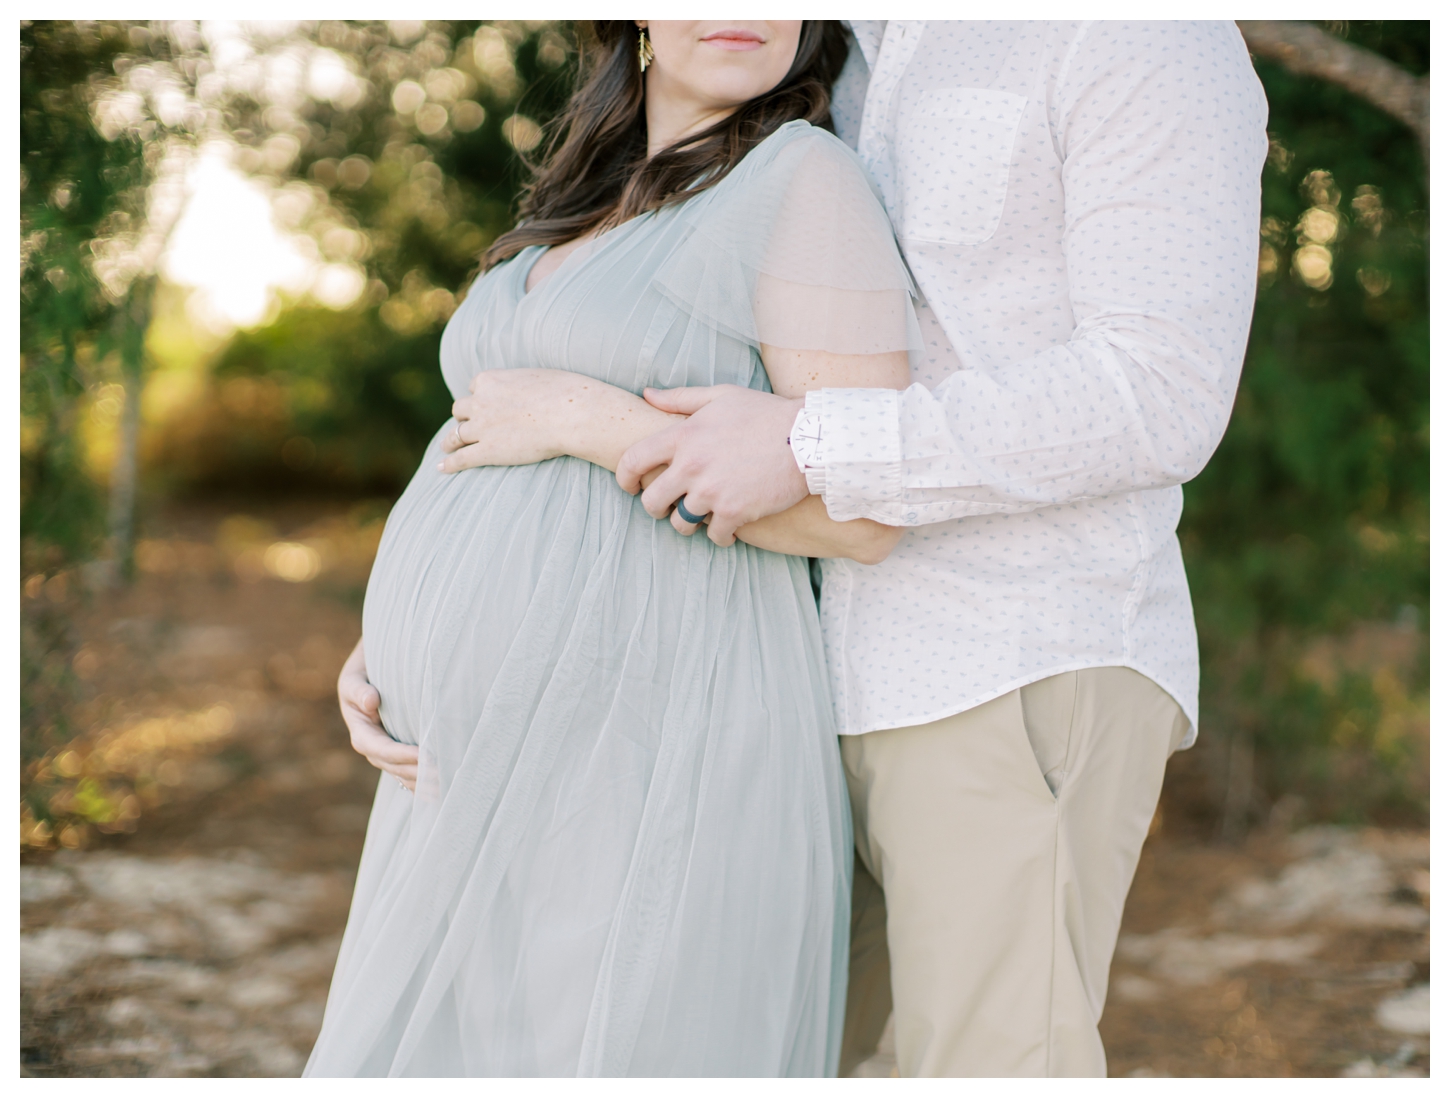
{"left": 439, "top": 369, "right": 575, "bottom": 471}
{"left": 339, "top": 636, "right": 418, "bottom": 791}
{"left": 440, "top": 368, "right": 683, "bottom": 476}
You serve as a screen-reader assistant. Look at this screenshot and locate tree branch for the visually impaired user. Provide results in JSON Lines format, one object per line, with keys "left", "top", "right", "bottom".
{"left": 1237, "top": 20, "right": 1429, "bottom": 165}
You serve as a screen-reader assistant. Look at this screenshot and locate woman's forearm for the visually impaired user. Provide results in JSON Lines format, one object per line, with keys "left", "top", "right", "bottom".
{"left": 735, "top": 496, "right": 900, "bottom": 565}
{"left": 443, "top": 369, "right": 685, "bottom": 474}
{"left": 556, "top": 379, "right": 684, "bottom": 473}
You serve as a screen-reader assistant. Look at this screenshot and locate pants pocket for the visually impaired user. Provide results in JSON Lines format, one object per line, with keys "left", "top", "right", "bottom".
{"left": 1018, "top": 671, "right": 1078, "bottom": 798}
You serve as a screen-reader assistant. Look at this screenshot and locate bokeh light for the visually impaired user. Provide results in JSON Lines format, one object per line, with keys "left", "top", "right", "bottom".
{"left": 164, "top": 150, "right": 313, "bottom": 331}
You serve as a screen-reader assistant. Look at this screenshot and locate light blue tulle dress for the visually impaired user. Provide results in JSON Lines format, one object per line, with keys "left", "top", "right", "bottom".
{"left": 304, "top": 121, "right": 919, "bottom": 1078}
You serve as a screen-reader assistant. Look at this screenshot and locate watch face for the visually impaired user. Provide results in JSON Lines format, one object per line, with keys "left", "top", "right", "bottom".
{"left": 792, "top": 410, "right": 825, "bottom": 467}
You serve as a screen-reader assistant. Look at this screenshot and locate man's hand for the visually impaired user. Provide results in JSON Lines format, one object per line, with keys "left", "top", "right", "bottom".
{"left": 338, "top": 637, "right": 417, "bottom": 791}
{"left": 616, "top": 385, "right": 808, "bottom": 547}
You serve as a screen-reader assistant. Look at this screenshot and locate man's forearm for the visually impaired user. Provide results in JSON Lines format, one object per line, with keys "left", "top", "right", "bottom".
{"left": 804, "top": 322, "right": 1246, "bottom": 527}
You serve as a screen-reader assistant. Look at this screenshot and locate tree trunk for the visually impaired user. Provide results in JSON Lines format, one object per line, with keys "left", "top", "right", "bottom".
{"left": 106, "top": 279, "right": 153, "bottom": 585}
{"left": 1237, "top": 20, "right": 1429, "bottom": 170}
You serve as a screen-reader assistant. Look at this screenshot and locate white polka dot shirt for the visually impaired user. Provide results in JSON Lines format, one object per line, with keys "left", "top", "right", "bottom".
{"left": 813, "top": 21, "right": 1268, "bottom": 739}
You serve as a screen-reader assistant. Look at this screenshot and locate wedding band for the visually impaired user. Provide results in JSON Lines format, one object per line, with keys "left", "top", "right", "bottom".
{"left": 450, "top": 424, "right": 462, "bottom": 448}
{"left": 674, "top": 498, "right": 708, "bottom": 525}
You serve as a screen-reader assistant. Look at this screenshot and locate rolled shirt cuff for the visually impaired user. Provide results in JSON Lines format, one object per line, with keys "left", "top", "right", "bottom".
{"left": 803, "top": 387, "right": 906, "bottom": 522}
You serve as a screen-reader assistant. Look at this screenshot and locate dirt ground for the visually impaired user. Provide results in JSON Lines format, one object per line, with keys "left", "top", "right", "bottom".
{"left": 19, "top": 500, "right": 1431, "bottom": 1078}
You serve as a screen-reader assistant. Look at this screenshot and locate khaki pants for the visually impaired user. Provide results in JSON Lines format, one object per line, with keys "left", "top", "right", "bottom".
{"left": 838, "top": 667, "right": 1189, "bottom": 1077}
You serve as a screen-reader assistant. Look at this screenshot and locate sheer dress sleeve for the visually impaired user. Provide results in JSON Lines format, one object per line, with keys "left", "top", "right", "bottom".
{"left": 653, "top": 121, "right": 921, "bottom": 359}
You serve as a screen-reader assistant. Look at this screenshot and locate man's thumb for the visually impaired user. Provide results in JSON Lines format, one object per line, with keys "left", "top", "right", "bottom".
{"left": 643, "top": 386, "right": 717, "bottom": 415}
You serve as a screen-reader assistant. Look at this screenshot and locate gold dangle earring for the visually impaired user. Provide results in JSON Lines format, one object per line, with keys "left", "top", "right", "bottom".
{"left": 638, "top": 28, "right": 654, "bottom": 72}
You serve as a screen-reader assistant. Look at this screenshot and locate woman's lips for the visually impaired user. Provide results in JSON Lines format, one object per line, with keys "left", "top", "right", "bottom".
{"left": 700, "top": 30, "right": 765, "bottom": 51}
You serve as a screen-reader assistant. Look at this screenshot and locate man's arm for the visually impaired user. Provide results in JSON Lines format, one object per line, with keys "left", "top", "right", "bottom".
{"left": 624, "top": 22, "right": 1269, "bottom": 537}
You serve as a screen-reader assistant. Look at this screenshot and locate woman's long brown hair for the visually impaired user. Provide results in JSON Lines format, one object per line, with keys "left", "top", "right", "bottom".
{"left": 482, "top": 20, "right": 849, "bottom": 270}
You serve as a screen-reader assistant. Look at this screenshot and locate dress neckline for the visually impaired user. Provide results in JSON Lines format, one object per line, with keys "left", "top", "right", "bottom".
{"left": 517, "top": 245, "right": 549, "bottom": 298}
{"left": 516, "top": 211, "right": 645, "bottom": 302}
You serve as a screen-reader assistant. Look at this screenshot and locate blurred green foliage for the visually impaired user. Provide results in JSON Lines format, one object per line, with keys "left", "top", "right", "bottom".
{"left": 1178, "top": 22, "right": 1429, "bottom": 828}
{"left": 18, "top": 21, "right": 1430, "bottom": 837}
{"left": 154, "top": 21, "right": 577, "bottom": 494}
{"left": 20, "top": 22, "right": 147, "bottom": 569}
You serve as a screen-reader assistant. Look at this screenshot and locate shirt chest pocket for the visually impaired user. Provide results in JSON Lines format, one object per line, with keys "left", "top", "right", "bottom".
{"left": 898, "top": 87, "right": 1027, "bottom": 246}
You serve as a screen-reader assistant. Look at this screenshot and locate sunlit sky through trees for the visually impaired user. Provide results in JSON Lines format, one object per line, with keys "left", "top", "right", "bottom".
{"left": 79, "top": 19, "right": 553, "bottom": 334}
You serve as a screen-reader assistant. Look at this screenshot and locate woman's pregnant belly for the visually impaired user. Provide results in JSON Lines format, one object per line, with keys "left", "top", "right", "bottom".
{"left": 361, "top": 431, "right": 621, "bottom": 747}
{"left": 361, "top": 425, "right": 829, "bottom": 791}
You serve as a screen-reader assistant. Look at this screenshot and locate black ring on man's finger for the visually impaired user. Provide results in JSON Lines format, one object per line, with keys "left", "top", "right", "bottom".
{"left": 674, "top": 498, "right": 708, "bottom": 525}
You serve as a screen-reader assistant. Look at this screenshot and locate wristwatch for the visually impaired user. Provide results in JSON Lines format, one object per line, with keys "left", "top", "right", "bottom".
{"left": 788, "top": 406, "right": 829, "bottom": 495}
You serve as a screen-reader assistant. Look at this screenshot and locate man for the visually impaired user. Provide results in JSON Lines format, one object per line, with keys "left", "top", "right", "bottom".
{"left": 614, "top": 20, "right": 1267, "bottom": 1077}
{"left": 343, "top": 20, "right": 1267, "bottom": 1077}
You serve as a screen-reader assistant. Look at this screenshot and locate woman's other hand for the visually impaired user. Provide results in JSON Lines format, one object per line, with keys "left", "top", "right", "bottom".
{"left": 339, "top": 636, "right": 417, "bottom": 791}
{"left": 439, "top": 369, "right": 584, "bottom": 473}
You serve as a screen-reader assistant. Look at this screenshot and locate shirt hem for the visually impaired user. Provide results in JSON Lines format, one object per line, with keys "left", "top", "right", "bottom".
{"left": 836, "top": 657, "right": 1199, "bottom": 750}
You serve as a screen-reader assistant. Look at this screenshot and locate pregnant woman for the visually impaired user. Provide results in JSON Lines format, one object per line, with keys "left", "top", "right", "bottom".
{"left": 306, "top": 21, "right": 918, "bottom": 1077}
